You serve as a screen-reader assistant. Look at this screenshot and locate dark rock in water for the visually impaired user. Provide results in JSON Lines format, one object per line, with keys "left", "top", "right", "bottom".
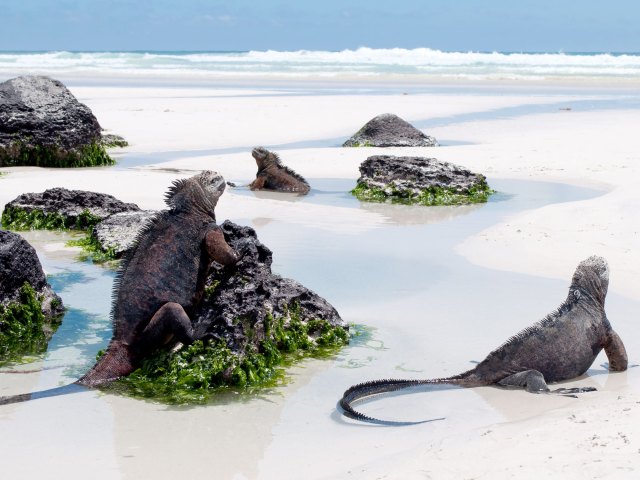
{"left": 353, "top": 155, "right": 493, "bottom": 206}
{"left": 0, "top": 230, "right": 63, "bottom": 314}
{"left": 194, "top": 220, "right": 345, "bottom": 349}
{"left": 113, "top": 219, "right": 348, "bottom": 403}
{"left": 343, "top": 113, "right": 438, "bottom": 147}
{"left": 92, "top": 210, "right": 158, "bottom": 258}
{"left": 2, "top": 187, "right": 140, "bottom": 231}
{"left": 0, "top": 75, "right": 118, "bottom": 167}
{"left": 0, "top": 230, "right": 65, "bottom": 362}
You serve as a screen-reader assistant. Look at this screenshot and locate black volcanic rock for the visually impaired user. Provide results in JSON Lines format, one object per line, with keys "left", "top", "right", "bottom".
{"left": 0, "top": 75, "right": 117, "bottom": 167}
{"left": 0, "top": 230, "right": 63, "bottom": 315}
{"left": 112, "top": 219, "right": 347, "bottom": 401}
{"left": 2, "top": 188, "right": 140, "bottom": 231}
{"left": 92, "top": 210, "right": 158, "bottom": 258}
{"left": 353, "top": 155, "right": 492, "bottom": 205}
{"left": 343, "top": 113, "right": 438, "bottom": 147}
{"left": 193, "top": 221, "right": 345, "bottom": 351}
{"left": 0, "top": 230, "right": 65, "bottom": 349}
{"left": 91, "top": 215, "right": 345, "bottom": 345}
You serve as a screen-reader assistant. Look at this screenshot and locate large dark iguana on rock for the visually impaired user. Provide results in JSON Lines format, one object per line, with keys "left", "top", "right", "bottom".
{"left": 340, "top": 256, "right": 628, "bottom": 425}
{"left": 0, "top": 171, "right": 242, "bottom": 403}
{"left": 248, "top": 146, "right": 310, "bottom": 194}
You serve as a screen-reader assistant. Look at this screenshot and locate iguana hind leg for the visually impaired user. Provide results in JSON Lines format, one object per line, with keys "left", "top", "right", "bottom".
{"left": 498, "top": 369, "right": 550, "bottom": 392}
{"left": 498, "top": 370, "right": 596, "bottom": 396}
{"left": 137, "top": 302, "right": 194, "bottom": 353}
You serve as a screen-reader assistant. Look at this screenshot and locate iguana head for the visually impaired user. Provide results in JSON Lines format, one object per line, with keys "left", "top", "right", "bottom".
{"left": 164, "top": 170, "right": 226, "bottom": 219}
{"left": 570, "top": 255, "right": 609, "bottom": 306}
{"left": 252, "top": 146, "right": 278, "bottom": 169}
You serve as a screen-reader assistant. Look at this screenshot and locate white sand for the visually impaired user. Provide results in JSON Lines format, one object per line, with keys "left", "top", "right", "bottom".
{"left": 1, "top": 80, "right": 639, "bottom": 479}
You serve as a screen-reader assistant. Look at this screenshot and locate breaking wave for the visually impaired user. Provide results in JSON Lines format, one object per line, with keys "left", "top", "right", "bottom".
{"left": 1, "top": 48, "right": 639, "bottom": 80}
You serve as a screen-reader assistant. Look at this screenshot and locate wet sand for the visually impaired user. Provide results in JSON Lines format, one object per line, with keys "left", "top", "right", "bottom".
{"left": 1, "top": 81, "right": 639, "bottom": 479}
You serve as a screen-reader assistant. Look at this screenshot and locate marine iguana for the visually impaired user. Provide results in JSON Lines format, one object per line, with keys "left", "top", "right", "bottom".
{"left": 249, "top": 146, "right": 310, "bottom": 194}
{"left": 0, "top": 171, "right": 242, "bottom": 403}
{"left": 340, "top": 256, "right": 628, "bottom": 425}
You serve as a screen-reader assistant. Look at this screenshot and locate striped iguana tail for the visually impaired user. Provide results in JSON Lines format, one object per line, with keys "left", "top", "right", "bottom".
{"left": 339, "top": 378, "right": 451, "bottom": 426}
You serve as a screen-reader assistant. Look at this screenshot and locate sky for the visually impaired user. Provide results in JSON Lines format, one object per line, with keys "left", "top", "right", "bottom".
{"left": 0, "top": 0, "right": 638, "bottom": 53}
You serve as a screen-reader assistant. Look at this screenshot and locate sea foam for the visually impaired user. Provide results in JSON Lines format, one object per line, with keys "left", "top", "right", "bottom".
{"left": 1, "top": 48, "right": 639, "bottom": 80}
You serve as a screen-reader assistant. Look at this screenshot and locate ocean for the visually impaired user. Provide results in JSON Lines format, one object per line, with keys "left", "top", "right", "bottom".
{"left": 1, "top": 48, "right": 639, "bottom": 82}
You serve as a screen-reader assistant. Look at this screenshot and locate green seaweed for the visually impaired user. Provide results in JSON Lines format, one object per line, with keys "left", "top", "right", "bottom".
{"left": 1, "top": 205, "right": 116, "bottom": 264}
{"left": 0, "top": 283, "right": 62, "bottom": 365}
{"left": 203, "top": 280, "right": 221, "bottom": 300}
{"left": 351, "top": 183, "right": 388, "bottom": 202}
{"left": 2, "top": 206, "right": 66, "bottom": 230}
{"left": 75, "top": 210, "right": 103, "bottom": 229}
{"left": 1, "top": 206, "right": 102, "bottom": 231}
{"left": 0, "top": 140, "right": 115, "bottom": 168}
{"left": 347, "top": 140, "right": 375, "bottom": 147}
{"left": 101, "top": 137, "right": 129, "bottom": 148}
{"left": 109, "top": 304, "right": 350, "bottom": 404}
{"left": 66, "top": 235, "right": 119, "bottom": 263}
{"left": 351, "top": 180, "right": 494, "bottom": 206}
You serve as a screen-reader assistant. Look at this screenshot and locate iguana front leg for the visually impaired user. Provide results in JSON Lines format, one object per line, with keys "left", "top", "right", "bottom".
{"left": 205, "top": 225, "right": 241, "bottom": 266}
{"left": 603, "top": 329, "right": 628, "bottom": 371}
{"left": 249, "top": 174, "right": 267, "bottom": 190}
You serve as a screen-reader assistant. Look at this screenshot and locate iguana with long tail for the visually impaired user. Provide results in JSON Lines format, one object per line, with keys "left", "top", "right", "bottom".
{"left": 0, "top": 171, "right": 242, "bottom": 404}
{"left": 340, "top": 256, "right": 628, "bottom": 425}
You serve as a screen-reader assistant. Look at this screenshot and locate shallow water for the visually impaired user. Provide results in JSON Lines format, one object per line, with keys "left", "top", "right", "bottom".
{"left": 1, "top": 178, "right": 638, "bottom": 480}
{"left": 237, "top": 178, "right": 602, "bottom": 311}
{"left": 0, "top": 231, "right": 114, "bottom": 387}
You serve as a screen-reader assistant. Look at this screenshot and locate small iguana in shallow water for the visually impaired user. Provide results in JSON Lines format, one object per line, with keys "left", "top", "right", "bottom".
{"left": 340, "top": 256, "right": 628, "bottom": 425}
{"left": 0, "top": 171, "right": 242, "bottom": 403}
{"left": 248, "top": 146, "right": 310, "bottom": 194}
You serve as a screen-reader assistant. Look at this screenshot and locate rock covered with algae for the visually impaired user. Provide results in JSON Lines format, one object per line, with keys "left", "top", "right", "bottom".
{"left": 0, "top": 75, "right": 124, "bottom": 167}
{"left": 352, "top": 155, "right": 493, "bottom": 206}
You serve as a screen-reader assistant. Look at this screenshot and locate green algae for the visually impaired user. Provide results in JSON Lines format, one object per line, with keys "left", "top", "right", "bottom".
{"left": 66, "top": 235, "right": 119, "bottom": 263}
{"left": 109, "top": 305, "right": 350, "bottom": 404}
{"left": 0, "top": 206, "right": 115, "bottom": 263}
{"left": 347, "top": 140, "right": 375, "bottom": 147}
{"left": 203, "top": 280, "right": 221, "bottom": 300}
{"left": 351, "top": 180, "right": 494, "bottom": 206}
{"left": 0, "top": 283, "right": 62, "bottom": 366}
{"left": 0, "top": 140, "right": 116, "bottom": 168}
{"left": 1, "top": 206, "right": 102, "bottom": 231}
{"left": 101, "top": 136, "right": 129, "bottom": 148}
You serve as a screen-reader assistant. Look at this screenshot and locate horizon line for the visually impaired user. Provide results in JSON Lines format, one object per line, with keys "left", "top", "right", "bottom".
{"left": 2, "top": 49, "right": 640, "bottom": 56}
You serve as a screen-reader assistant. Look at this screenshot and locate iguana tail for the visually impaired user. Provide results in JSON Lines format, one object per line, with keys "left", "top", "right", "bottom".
{"left": 0, "top": 342, "right": 134, "bottom": 407}
{"left": 0, "top": 383, "right": 87, "bottom": 406}
{"left": 339, "top": 373, "right": 476, "bottom": 426}
{"left": 76, "top": 340, "right": 135, "bottom": 387}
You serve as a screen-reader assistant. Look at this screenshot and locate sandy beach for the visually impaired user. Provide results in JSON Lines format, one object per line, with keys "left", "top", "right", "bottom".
{"left": 1, "top": 77, "right": 639, "bottom": 479}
